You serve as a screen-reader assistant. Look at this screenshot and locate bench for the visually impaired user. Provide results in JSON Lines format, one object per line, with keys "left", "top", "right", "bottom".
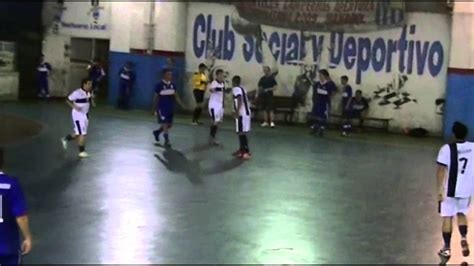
{"left": 307, "top": 113, "right": 392, "bottom": 132}
{"left": 250, "top": 95, "right": 295, "bottom": 123}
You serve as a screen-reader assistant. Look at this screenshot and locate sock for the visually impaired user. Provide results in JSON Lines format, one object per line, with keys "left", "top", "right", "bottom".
{"left": 196, "top": 107, "right": 202, "bottom": 121}
{"left": 238, "top": 135, "right": 244, "bottom": 151}
{"left": 79, "top": 146, "right": 85, "bottom": 153}
{"left": 459, "top": 225, "right": 468, "bottom": 238}
{"left": 65, "top": 135, "right": 74, "bottom": 141}
{"left": 210, "top": 125, "right": 217, "bottom": 138}
{"left": 443, "top": 232, "right": 452, "bottom": 248}
{"left": 154, "top": 128, "right": 162, "bottom": 135}
{"left": 242, "top": 135, "right": 249, "bottom": 153}
{"left": 164, "top": 133, "right": 169, "bottom": 143}
{"left": 192, "top": 108, "right": 199, "bottom": 122}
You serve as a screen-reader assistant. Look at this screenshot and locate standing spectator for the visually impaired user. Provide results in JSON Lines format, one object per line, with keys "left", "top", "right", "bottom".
{"left": 310, "top": 69, "right": 337, "bottom": 136}
{"left": 348, "top": 90, "right": 370, "bottom": 131}
{"left": 0, "top": 148, "right": 33, "bottom": 265}
{"left": 87, "top": 58, "right": 106, "bottom": 95}
{"left": 117, "top": 62, "right": 135, "bottom": 110}
{"left": 340, "top": 75, "right": 353, "bottom": 136}
{"left": 191, "top": 63, "right": 209, "bottom": 125}
{"left": 256, "top": 66, "right": 277, "bottom": 128}
{"left": 37, "top": 55, "right": 52, "bottom": 98}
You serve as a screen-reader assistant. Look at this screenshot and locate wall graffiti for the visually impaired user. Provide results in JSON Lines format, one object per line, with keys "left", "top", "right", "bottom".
{"left": 185, "top": 2, "right": 451, "bottom": 133}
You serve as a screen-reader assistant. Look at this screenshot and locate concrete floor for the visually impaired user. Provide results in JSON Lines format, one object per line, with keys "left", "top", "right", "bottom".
{"left": 0, "top": 101, "right": 466, "bottom": 264}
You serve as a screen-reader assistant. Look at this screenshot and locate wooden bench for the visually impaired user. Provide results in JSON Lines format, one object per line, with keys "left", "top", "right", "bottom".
{"left": 307, "top": 113, "right": 392, "bottom": 132}
{"left": 250, "top": 95, "right": 295, "bottom": 123}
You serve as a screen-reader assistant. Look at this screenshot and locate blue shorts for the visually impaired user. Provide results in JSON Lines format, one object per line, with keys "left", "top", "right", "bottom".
{"left": 0, "top": 253, "right": 21, "bottom": 265}
{"left": 348, "top": 110, "right": 363, "bottom": 119}
{"left": 312, "top": 102, "right": 330, "bottom": 120}
{"left": 158, "top": 110, "right": 173, "bottom": 124}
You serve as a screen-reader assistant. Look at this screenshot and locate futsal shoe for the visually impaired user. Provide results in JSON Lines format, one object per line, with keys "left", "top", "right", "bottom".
{"left": 191, "top": 121, "right": 199, "bottom": 126}
{"left": 240, "top": 153, "right": 252, "bottom": 160}
{"left": 209, "top": 138, "right": 220, "bottom": 146}
{"left": 270, "top": 122, "right": 275, "bottom": 128}
{"left": 260, "top": 122, "right": 269, "bottom": 127}
{"left": 232, "top": 150, "right": 243, "bottom": 157}
{"left": 461, "top": 238, "right": 470, "bottom": 257}
{"left": 61, "top": 138, "right": 68, "bottom": 150}
{"left": 438, "top": 247, "right": 451, "bottom": 265}
{"left": 78, "top": 152, "right": 89, "bottom": 158}
{"left": 153, "top": 130, "right": 161, "bottom": 143}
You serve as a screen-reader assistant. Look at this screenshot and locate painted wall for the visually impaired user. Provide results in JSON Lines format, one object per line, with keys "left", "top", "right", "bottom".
{"left": 443, "top": 2, "right": 474, "bottom": 140}
{"left": 0, "top": 72, "right": 19, "bottom": 100}
{"left": 185, "top": 2, "right": 451, "bottom": 134}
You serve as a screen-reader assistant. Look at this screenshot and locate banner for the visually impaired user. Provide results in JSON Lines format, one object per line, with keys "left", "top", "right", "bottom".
{"left": 235, "top": 1, "right": 405, "bottom": 32}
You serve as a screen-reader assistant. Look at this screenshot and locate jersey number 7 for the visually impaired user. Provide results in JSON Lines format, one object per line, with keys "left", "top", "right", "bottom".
{"left": 460, "top": 157, "right": 469, "bottom": 174}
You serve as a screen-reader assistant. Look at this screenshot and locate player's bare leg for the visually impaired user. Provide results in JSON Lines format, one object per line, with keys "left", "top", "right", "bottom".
{"left": 77, "top": 135, "right": 88, "bottom": 158}
{"left": 153, "top": 125, "right": 163, "bottom": 144}
{"left": 439, "top": 217, "right": 453, "bottom": 264}
{"left": 162, "top": 124, "right": 171, "bottom": 147}
{"left": 457, "top": 213, "right": 470, "bottom": 257}
{"left": 209, "top": 122, "right": 220, "bottom": 146}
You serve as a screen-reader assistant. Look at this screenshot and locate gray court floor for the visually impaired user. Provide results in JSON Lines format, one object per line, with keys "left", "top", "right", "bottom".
{"left": 0, "top": 101, "right": 455, "bottom": 264}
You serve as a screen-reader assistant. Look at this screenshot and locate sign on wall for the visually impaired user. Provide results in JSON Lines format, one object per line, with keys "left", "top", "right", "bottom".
{"left": 58, "top": 1, "right": 110, "bottom": 39}
{"left": 235, "top": 1, "right": 405, "bottom": 32}
{"left": 185, "top": 3, "right": 450, "bottom": 134}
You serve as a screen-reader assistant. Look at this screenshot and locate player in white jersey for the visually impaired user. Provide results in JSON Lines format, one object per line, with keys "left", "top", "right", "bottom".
{"left": 231, "top": 76, "right": 252, "bottom": 160}
{"left": 208, "top": 69, "right": 226, "bottom": 145}
{"left": 436, "top": 122, "right": 474, "bottom": 263}
{"left": 61, "top": 78, "right": 94, "bottom": 158}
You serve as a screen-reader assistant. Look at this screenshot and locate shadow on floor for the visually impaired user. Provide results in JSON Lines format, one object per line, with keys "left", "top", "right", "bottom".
{"left": 154, "top": 144, "right": 244, "bottom": 185}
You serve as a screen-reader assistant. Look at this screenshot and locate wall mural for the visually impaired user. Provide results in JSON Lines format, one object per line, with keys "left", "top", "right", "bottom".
{"left": 186, "top": 2, "right": 451, "bottom": 133}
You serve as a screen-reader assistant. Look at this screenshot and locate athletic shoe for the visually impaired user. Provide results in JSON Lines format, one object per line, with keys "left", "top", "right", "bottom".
{"left": 240, "top": 153, "right": 252, "bottom": 160}
{"left": 270, "top": 122, "right": 275, "bottom": 128}
{"left": 462, "top": 238, "right": 470, "bottom": 257}
{"left": 61, "top": 138, "right": 68, "bottom": 150}
{"left": 153, "top": 130, "right": 161, "bottom": 142}
{"left": 341, "top": 131, "right": 348, "bottom": 137}
{"left": 232, "top": 150, "right": 243, "bottom": 157}
{"left": 209, "top": 138, "right": 220, "bottom": 146}
{"left": 261, "top": 122, "right": 269, "bottom": 127}
{"left": 438, "top": 247, "right": 451, "bottom": 264}
{"left": 191, "top": 122, "right": 199, "bottom": 126}
{"left": 78, "top": 152, "right": 89, "bottom": 158}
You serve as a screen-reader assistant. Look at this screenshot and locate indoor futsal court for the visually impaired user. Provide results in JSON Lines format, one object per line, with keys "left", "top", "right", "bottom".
{"left": 2, "top": 1, "right": 474, "bottom": 265}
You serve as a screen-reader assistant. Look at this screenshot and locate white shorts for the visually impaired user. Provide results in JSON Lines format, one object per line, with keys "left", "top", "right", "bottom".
{"left": 440, "top": 197, "right": 471, "bottom": 217}
{"left": 209, "top": 105, "right": 224, "bottom": 123}
{"left": 236, "top": 115, "right": 251, "bottom": 133}
{"left": 72, "top": 113, "right": 89, "bottom": 135}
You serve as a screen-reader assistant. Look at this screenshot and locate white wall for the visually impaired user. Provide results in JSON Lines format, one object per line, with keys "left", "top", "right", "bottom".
{"left": 449, "top": 2, "right": 474, "bottom": 69}
{"left": 185, "top": 3, "right": 451, "bottom": 134}
{"left": 0, "top": 72, "right": 19, "bottom": 100}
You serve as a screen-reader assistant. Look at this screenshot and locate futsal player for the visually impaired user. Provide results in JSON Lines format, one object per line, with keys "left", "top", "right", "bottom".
{"left": 61, "top": 78, "right": 94, "bottom": 158}
{"left": 0, "top": 148, "right": 33, "bottom": 265}
{"left": 37, "top": 55, "right": 52, "bottom": 98}
{"left": 152, "top": 68, "right": 184, "bottom": 147}
{"left": 208, "top": 69, "right": 226, "bottom": 145}
{"left": 231, "top": 76, "right": 252, "bottom": 160}
{"left": 311, "top": 69, "right": 336, "bottom": 136}
{"left": 340, "top": 75, "right": 353, "bottom": 136}
{"left": 191, "top": 63, "right": 208, "bottom": 125}
{"left": 117, "top": 61, "right": 135, "bottom": 110}
{"left": 87, "top": 58, "right": 106, "bottom": 94}
{"left": 436, "top": 122, "right": 474, "bottom": 263}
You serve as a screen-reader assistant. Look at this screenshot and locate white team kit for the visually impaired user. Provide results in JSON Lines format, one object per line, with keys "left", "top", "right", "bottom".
{"left": 232, "top": 86, "right": 251, "bottom": 133}
{"left": 68, "top": 88, "right": 92, "bottom": 135}
{"left": 208, "top": 80, "right": 225, "bottom": 123}
{"left": 437, "top": 141, "right": 474, "bottom": 217}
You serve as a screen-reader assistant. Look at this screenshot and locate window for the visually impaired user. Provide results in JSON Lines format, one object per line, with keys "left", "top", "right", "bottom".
{"left": 0, "top": 41, "right": 16, "bottom": 72}
{"left": 70, "top": 38, "right": 109, "bottom": 63}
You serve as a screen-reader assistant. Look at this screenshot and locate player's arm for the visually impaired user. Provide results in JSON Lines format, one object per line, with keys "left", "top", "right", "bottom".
{"left": 16, "top": 215, "right": 32, "bottom": 255}
{"left": 209, "top": 81, "right": 217, "bottom": 93}
{"left": 174, "top": 91, "right": 185, "bottom": 110}
{"left": 11, "top": 179, "right": 32, "bottom": 255}
{"left": 152, "top": 93, "right": 159, "bottom": 115}
{"left": 235, "top": 95, "right": 242, "bottom": 118}
{"left": 437, "top": 164, "right": 448, "bottom": 201}
{"left": 66, "top": 94, "right": 81, "bottom": 112}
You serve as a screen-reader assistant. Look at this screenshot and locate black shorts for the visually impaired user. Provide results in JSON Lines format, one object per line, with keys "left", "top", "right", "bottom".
{"left": 259, "top": 92, "right": 274, "bottom": 111}
{"left": 193, "top": 89, "right": 205, "bottom": 104}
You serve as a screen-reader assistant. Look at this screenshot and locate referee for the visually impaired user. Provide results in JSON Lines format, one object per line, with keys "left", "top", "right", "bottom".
{"left": 0, "top": 148, "right": 32, "bottom": 265}
{"left": 191, "top": 63, "right": 209, "bottom": 125}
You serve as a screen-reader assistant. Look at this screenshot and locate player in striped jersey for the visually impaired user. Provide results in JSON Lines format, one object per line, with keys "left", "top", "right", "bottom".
{"left": 208, "top": 69, "right": 226, "bottom": 146}
{"left": 61, "top": 78, "right": 94, "bottom": 158}
{"left": 231, "top": 76, "right": 252, "bottom": 160}
{"left": 436, "top": 122, "right": 474, "bottom": 264}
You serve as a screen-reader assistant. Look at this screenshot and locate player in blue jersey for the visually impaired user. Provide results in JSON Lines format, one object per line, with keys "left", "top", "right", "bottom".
{"left": 0, "top": 149, "right": 32, "bottom": 265}
{"left": 87, "top": 58, "right": 106, "bottom": 94}
{"left": 310, "top": 69, "right": 337, "bottom": 136}
{"left": 340, "top": 75, "right": 354, "bottom": 136}
{"left": 37, "top": 55, "right": 52, "bottom": 98}
{"left": 152, "top": 68, "right": 184, "bottom": 147}
{"left": 117, "top": 62, "right": 135, "bottom": 109}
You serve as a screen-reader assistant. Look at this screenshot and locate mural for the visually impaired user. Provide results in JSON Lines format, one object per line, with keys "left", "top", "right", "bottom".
{"left": 185, "top": 2, "right": 451, "bottom": 133}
